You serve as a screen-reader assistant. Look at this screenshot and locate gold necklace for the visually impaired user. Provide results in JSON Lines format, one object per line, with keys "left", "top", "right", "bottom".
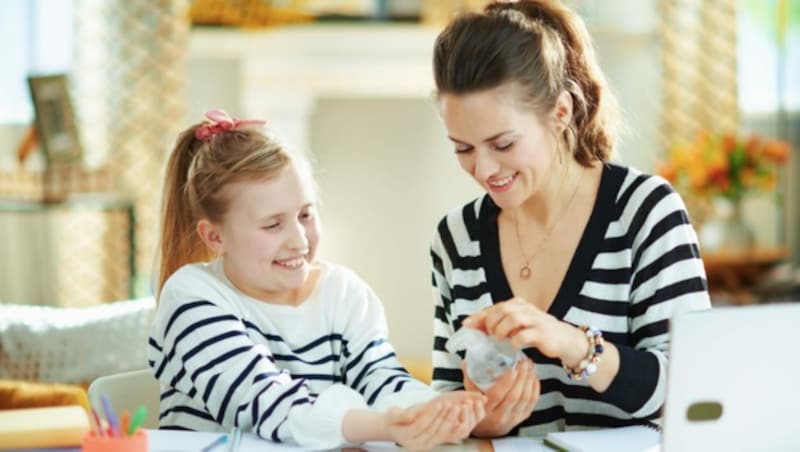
{"left": 513, "top": 170, "right": 583, "bottom": 280}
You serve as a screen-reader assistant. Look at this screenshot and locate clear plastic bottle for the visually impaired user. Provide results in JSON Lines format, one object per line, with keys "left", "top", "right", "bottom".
{"left": 445, "top": 327, "right": 525, "bottom": 392}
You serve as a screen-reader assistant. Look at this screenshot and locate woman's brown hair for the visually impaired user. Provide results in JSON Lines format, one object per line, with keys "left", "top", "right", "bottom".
{"left": 157, "top": 123, "right": 291, "bottom": 296}
{"left": 433, "top": 0, "right": 619, "bottom": 165}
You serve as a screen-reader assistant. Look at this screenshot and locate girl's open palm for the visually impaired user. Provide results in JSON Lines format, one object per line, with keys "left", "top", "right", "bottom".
{"left": 386, "top": 391, "right": 486, "bottom": 450}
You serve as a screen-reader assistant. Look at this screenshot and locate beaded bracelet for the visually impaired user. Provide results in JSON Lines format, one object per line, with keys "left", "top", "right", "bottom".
{"left": 564, "top": 325, "right": 605, "bottom": 381}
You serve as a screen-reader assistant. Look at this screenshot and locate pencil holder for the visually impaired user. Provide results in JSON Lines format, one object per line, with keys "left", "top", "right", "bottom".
{"left": 81, "top": 429, "right": 148, "bottom": 452}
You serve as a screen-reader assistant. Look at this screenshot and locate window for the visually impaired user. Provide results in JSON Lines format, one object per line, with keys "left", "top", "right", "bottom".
{"left": 738, "top": 0, "right": 800, "bottom": 114}
{"left": 0, "top": 0, "right": 73, "bottom": 124}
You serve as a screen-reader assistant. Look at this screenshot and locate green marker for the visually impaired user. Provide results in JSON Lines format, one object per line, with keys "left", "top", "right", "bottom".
{"left": 128, "top": 405, "right": 148, "bottom": 435}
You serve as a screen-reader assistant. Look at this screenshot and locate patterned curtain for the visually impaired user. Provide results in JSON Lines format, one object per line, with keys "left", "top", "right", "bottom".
{"left": 659, "top": 0, "right": 739, "bottom": 146}
{"left": 73, "top": 0, "right": 189, "bottom": 296}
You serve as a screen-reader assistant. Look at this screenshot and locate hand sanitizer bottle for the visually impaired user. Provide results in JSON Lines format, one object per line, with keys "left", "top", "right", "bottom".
{"left": 445, "top": 327, "right": 525, "bottom": 392}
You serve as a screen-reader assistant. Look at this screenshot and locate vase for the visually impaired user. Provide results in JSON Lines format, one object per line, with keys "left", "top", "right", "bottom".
{"left": 698, "top": 198, "right": 754, "bottom": 253}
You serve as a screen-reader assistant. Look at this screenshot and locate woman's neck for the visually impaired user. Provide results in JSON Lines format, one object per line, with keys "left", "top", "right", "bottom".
{"left": 518, "top": 159, "right": 586, "bottom": 228}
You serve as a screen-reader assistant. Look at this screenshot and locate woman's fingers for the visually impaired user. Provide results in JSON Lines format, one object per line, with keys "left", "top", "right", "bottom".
{"left": 460, "top": 360, "right": 481, "bottom": 392}
{"left": 510, "top": 360, "right": 539, "bottom": 420}
{"left": 510, "top": 327, "right": 539, "bottom": 349}
{"left": 483, "top": 365, "right": 517, "bottom": 412}
{"left": 462, "top": 310, "right": 489, "bottom": 332}
{"left": 498, "top": 363, "right": 528, "bottom": 421}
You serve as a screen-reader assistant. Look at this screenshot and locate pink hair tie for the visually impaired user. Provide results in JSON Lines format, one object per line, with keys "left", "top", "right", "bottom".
{"left": 194, "top": 109, "right": 266, "bottom": 142}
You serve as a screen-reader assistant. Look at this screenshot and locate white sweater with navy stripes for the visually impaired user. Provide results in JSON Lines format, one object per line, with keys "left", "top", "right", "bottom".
{"left": 430, "top": 164, "right": 711, "bottom": 437}
{"left": 148, "top": 259, "right": 435, "bottom": 449}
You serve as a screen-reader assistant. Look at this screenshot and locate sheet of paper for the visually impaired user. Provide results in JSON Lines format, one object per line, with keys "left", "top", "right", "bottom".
{"left": 492, "top": 437, "right": 552, "bottom": 452}
{"left": 544, "top": 426, "right": 660, "bottom": 452}
{"left": 148, "top": 429, "right": 307, "bottom": 452}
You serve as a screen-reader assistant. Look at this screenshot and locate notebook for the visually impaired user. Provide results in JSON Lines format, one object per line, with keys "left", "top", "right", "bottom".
{"left": 0, "top": 405, "right": 89, "bottom": 450}
{"left": 542, "top": 425, "right": 660, "bottom": 452}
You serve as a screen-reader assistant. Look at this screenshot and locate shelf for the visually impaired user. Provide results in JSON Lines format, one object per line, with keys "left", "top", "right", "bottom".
{"left": 703, "top": 247, "right": 789, "bottom": 305}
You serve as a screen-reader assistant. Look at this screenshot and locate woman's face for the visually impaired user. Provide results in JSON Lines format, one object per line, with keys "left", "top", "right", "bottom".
{"left": 439, "top": 84, "right": 562, "bottom": 210}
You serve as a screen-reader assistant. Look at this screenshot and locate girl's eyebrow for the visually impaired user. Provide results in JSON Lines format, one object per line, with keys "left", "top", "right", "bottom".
{"left": 448, "top": 130, "right": 515, "bottom": 145}
{"left": 257, "top": 203, "right": 314, "bottom": 221}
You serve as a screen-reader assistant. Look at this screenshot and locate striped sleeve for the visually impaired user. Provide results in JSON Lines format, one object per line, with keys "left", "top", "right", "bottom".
{"left": 600, "top": 174, "right": 711, "bottom": 416}
{"left": 341, "top": 278, "right": 436, "bottom": 410}
{"left": 148, "top": 269, "right": 367, "bottom": 449}
{"left": 430, "top": 218, "right": 466, "bottom": 393}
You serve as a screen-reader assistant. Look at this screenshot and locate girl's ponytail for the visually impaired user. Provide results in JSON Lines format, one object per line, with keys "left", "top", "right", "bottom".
{"left": 156, "top": 125, "right": 214, "bottom": 296}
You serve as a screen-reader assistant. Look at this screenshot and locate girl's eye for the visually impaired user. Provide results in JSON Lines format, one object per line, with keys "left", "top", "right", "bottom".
{"left": 454, "top": 146, "right": 473, "bottom": 155}
{"left": 300, "top": 211, "right": 314, "bottom": 221}
{"left": 495, "top": 142, "right": 514, "bottom": 151}
{"left": 262, "top": 223, "right": 280, "bottom": 230}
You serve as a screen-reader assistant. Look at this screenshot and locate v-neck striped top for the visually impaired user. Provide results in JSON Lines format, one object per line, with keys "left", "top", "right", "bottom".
{"left": 430, "top": 163, "right": 711, "bottom": 436}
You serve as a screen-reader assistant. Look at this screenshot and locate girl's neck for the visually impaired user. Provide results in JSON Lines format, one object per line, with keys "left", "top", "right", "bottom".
{"left": 219, "top": 258, "right": 322, "bottom": 307}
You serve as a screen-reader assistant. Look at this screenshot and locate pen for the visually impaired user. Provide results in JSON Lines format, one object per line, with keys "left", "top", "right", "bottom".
{"left": 128, "top": 405, "right": 148, "bottom": 435}
{"left": 200, "top": 433, "right": 228, "bottom": 452}
{"left": 99, "top": 394, "right": 120, "bottom": 437}
{"left": 228, "top": 428, "right": 242, "bottom": 452}
{"left": 120, "top": 410, "right": 130, "bottom": 437}
{"left": 90, "top": 408, "right": 105, "bottom": 437}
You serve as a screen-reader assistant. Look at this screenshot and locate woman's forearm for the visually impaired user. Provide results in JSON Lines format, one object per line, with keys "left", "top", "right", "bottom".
{"left": 560, "top": 324, "right": 620, "bottom": 392}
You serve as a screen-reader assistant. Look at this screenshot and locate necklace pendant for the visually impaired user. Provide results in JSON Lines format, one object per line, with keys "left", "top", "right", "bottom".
{"left": 520, "top": 266, "right": 532, "bottom": 280}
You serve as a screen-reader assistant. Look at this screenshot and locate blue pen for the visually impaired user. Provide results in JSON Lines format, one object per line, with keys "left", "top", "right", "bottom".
{"left": 99, "top": 394, "right": 120, "bottom": 437}
{"left": 200, "top": 434, "right": 228, "bottom": 452}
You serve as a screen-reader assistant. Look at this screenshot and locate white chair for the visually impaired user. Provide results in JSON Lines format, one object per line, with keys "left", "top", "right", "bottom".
{"left": 88, "top": 368, "right": 160, "bottom": 429}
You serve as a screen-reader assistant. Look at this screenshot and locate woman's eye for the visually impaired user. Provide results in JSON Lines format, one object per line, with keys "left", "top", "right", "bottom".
{"left": 454, "top": 146, "right": 473, "bottom": 154}
{"left": 262, "top": 223, "right": 280, "bottom": 230}
{"left": 495, "top": 142, "right": 514, "bottom": 151}
{"left": 300, "top": 211, "right": 314, "bottom": 221}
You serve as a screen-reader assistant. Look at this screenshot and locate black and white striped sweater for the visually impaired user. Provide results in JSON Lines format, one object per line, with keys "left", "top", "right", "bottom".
{"left": 148, "top": 259, "right": 434, "bottom": 449}
{"left": 430, "top": 163, "right": 711, "bottom": 436}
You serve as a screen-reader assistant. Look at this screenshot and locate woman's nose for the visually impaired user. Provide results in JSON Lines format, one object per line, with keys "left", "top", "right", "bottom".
{"left": 474, "top": 150, "right": 499, "bottom": 181}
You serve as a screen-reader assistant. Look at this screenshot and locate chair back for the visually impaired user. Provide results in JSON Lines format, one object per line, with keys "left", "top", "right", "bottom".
{"left": 87, "top": 368, "right": 159, "bottom": 429}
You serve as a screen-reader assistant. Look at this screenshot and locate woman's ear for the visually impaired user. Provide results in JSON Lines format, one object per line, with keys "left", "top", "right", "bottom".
{"left": 552, "top": 91, "right": 573, "bottom": 132}
{"left": 197, "top": 219, "right": 224, "bottom": 255}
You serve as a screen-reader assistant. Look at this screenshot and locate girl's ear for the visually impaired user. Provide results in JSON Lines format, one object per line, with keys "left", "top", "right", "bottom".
{"left": 551, "top": 90, "right": 573, "bottom": 132}
{"left": 197, "top": 219, "right": 224, "bottom": 255}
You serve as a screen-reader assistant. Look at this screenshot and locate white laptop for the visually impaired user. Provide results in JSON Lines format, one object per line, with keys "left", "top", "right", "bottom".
{"left": 662, "top": 303, "right": 800, "bottom": 451}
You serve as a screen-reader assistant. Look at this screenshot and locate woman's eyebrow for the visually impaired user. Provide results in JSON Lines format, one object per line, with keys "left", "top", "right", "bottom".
{"left": 448, "top": 130, "right": 515, "bottom": 144}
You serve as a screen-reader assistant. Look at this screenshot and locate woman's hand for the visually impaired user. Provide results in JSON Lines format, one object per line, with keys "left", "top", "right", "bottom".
{"left": 385, "top": 390, "right": 486, "bottom": 450}
{"left": 462, "top": 297, "right": 587, "bottom": 366}
{"left": 462, "top": 358, "right": 540, "bottom": 437}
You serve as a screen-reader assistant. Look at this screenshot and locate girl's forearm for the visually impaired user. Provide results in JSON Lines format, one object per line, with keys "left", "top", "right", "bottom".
{"left": 342, "top": 409, "right": 390, "bottom": 443}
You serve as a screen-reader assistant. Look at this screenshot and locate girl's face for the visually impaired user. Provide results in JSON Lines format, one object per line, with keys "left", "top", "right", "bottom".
{"left": 439, "top": 84, "right": 562, "bottom": 210}
{"left": 211, "top": 162, "right": 320, "bottom": 304}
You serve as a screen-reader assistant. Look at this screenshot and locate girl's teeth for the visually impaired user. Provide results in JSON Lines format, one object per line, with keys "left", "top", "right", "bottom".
{"left": 277, "top": 258, "right": 303, "bottom": 268}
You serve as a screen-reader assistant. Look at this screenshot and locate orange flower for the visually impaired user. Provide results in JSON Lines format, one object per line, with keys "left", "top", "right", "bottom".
{"left": 658, "top": 129, "right": 791, "bottom": 203}
{"left": 763, "top": 140, "right": 790, "bottom": 163}
{"left": 657, "top": 161, "right": 678, "bottom": 183}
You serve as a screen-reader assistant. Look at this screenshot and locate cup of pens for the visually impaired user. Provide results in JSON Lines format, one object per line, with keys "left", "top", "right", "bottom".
{"left": 82, "top": 394, "right": 149, "bottom": 452}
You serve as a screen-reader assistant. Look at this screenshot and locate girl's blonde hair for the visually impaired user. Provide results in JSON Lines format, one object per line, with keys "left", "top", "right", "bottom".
{"left": 433, "top": 0, "right": 619, "bottom": 165}
{"left": 157, "top": 123, "right": 292, "bottom": 296}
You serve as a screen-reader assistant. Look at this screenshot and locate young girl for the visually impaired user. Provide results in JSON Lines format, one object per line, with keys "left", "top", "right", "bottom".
{"left": 429, "top": 0, "right": 710, "bottom": 438}
{"left": 147, "top": 110, "right": 485, "bottom": 449}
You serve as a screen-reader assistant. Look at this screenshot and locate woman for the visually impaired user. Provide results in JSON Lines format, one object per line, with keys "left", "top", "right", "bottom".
{"left": 429, "top": 0, "right": 711, "bottom": 438}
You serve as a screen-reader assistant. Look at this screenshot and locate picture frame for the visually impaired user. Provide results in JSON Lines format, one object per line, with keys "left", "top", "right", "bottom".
{"left": 27, "top": 74, "right": 83, "bottom": 167}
